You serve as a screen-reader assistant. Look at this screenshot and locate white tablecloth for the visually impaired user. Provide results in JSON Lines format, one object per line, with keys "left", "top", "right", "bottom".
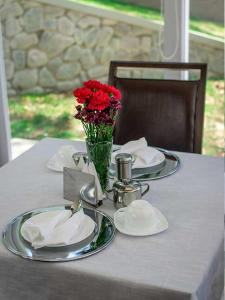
{"left": 0, "top": 138, "right": 223, "bottom": 300}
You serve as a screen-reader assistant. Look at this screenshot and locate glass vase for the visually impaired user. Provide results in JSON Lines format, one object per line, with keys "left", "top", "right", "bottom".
{"left": 86, "top": 139, "right": 112, "bottom": 192}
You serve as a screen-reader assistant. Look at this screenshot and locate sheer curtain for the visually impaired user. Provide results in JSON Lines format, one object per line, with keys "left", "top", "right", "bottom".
{"left": 0, "top": 22, "right": 11, "bottom": 167}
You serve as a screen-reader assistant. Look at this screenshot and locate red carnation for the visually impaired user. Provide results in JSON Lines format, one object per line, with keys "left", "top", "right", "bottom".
{"left": 84, "top": 80, "right": 103, "bottom": 91}
{"left": 88, "top": 90, "right": 110, "bottom": 111}
{"left": 73, "top": 87, "right": 92, "bottom": 104}
{"left": 102, "top": 84, "right": 121, "bottom": 101}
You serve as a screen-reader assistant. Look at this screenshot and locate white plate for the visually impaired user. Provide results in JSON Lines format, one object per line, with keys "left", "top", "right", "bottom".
{"left": 114, "top": 207, "right": 168, "bottom": 236}
{"left": 21, "top": 214, "right": 96, "bottom": 248}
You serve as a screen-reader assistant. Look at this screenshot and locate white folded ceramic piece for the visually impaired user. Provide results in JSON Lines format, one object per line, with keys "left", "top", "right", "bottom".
{"left": 114, "top": 200, "right": 168, "bottom": 236}
{"left": 112, "top": 137, "right": 165, "bottom": 169}
{"left": 21, "top": 209, "right": 96, "bottom": 249}
{"left": 47, "top": 145, "right": 77, "bottom": 172}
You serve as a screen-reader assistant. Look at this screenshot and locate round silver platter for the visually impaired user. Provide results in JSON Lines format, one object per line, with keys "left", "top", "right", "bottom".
{"left": 2, "top": 205, "right": 115, "bottom": 262}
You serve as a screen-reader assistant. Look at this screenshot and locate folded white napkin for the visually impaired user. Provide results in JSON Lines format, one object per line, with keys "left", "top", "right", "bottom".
{"left": 21, "top": 209, "right": 95, "bottom": 249}
{"left": 47, "top": 145, "right": 104, "bottom": 200}
{"left": 113, "top": 137, "right": 165, "bottom": 169}
{"left": 47, "top": 145, "right": 77, "bottom": 172}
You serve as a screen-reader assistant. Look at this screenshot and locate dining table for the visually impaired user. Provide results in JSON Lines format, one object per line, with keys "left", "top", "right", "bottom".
{"left": 0, "top": 137, "right": 223, "bottom": 300}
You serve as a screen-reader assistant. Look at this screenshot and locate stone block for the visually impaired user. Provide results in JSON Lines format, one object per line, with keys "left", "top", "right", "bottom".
{"left": 44, "top": 18, "right": 57, "bottom": 31}
{"left": 12, "top": 50, "right": 26, "bottom": 70}
{"left": 120, "top": 36, "right": 140, "bottom": 56}
{"left": 39, "top": 32, "right": 74, "bottom": 58}
{"left": 78, "top": 16, "right": 100, "bottom": 29}
{"left": 64, "top": 45, "right": 82, "bottom": 61}
{"left": 97, "top": 27, "right": 114, "bottom": 47}
{"left": 67, "top": 11, "right": 83, "bottom": 23}
{"left": 74, "top": 28, "right": 84, "bottom": 45}
{"left": 80, "top": 70, "right": 88, "bottom": 83}
{"left": 132, "top": 26, "right": 151, "bottom": 36}
{"left": 44, "top": 6, "right": 64, "bottom": 18}
{"left": 11, "top": 33, "right": 38, "bottom": 49}
{"left": 80, "top": 49, "right": 96, "bottom": 70}
{"left": 84, "top": 27, "right": 99, "bottom": 48}
{"left": 58, "top": 16, "right": 74, "bottom": 36}
{"left": 0, "top": 2, "right": 22, "bottom": 21}
{"left": 24, "top": 86, "right": 44, "bottom": 94}
{"left": 47, "top": 57, "right": 63, "bottom": 74}
{"left": 114, "top": 23, "right": 131, "bottom": 37}
{"left": 57, "top": 78, "right": 81, "bottom": 92}
{"left": 141, "top": 37, "right": 151, "bottom": 53}
{"left": 94, "top": 47, "right": 112, "bottom": 64}
{"left": 24, "top": 7, "right": 44, "bottom": 33}
{"left": 39, "top": 67, "right": 56, "bottom": 87}
{"left": 5, "top": 17, "right": 21, "bottom": 37}
{"left": 87, "top": 65, "right": 108, "bottom": 78}
{"left": 13, "top": 69, "right": 38, "bottom": 89}
{"left": 102, "top": 18, "right": 117, "bottom": 26}
{"left": 27, "top": 49, "right": 48, "bottom": 68}
{"left": 56, "top": 62, "right": 81, "bottom": 80}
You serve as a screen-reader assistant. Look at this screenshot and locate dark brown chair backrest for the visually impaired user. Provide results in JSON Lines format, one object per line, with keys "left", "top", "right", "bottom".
{"left": 108, "top": 61, "right": 207, "bottom": 153}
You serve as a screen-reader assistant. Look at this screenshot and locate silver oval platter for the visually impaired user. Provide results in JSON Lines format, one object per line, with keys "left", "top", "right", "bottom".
{"left": 109, "top": 148, "right": 180, "bottom": 182}
{"left": 131, "top": 149, "right": 180, "bottom": 181}
{"left": 2, "top": 205, "right": 115, "bottom": 262}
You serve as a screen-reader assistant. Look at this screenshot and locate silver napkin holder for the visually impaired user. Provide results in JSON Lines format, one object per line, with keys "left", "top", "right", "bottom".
{"left": 63, "top": 167, "right": 101, "bottom": 208}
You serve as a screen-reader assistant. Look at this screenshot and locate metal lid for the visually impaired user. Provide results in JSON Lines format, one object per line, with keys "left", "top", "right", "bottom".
{"left": 115, "top": 153, "right": 132, "bottom": 163}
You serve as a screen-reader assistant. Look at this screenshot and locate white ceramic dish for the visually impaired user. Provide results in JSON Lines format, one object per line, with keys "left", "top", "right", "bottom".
{"left": 114, "top": 206, "right": 168, "bottom": 236}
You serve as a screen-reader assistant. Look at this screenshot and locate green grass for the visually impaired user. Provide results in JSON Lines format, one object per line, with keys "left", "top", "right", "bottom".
{"left": 9, "top": 77, "right": 224, "bottom": 156}
{"left": 203, "top": 77, "right": 224, "bottom": 156}
{"left": 9, "top": 94, "right": 84, "bottom": 140}
{"left": 73, "top": 0, "right": 224, "bottom": 40}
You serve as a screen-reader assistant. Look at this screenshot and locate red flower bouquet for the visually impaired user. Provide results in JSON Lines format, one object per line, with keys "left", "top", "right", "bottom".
{"left": 73, "top": 80, "right": 122, "bottom": 192}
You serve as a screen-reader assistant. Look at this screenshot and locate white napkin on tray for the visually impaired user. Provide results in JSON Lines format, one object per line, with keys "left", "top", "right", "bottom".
{"left": 112, "top": 137, "right": 165, "bottom": 169}
{"left": 21, "top": 209, "right": 95, "bottom": 249}
{"left": 47, "top": 145, "right": 77, "bottom": 172}
{"left": 47, "top": 145, "right": 104, "bottom": 200}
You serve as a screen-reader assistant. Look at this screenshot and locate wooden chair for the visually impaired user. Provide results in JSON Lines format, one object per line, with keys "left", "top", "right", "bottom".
{"left": 108, "top": 61, "right": 207, "bottom": 153}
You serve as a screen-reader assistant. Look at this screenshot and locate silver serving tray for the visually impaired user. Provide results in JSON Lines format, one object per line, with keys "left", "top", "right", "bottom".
{"left": 109, "top": 148, "right": 180, "bottom": 181}
{"left": 109, "top": 159, "right": 166, "bottom": 178}
{"left": 132, "top": 148, "right": 180, "bottom": 181}
{"left": 2, "top": 205, "right": 115, "bottom": 262}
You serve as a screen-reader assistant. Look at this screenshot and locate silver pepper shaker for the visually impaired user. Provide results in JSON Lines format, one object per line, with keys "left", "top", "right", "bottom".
{"left": 112, "top": 153, "right": 150, "bottom": 209}
{"left": 115, "top": 153, "right": 133, "bottom": 183}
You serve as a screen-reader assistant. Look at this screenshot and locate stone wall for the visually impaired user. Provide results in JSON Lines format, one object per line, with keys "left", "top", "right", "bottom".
{"left": 1, "top": 0, "right": 224, "bottom": 96}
